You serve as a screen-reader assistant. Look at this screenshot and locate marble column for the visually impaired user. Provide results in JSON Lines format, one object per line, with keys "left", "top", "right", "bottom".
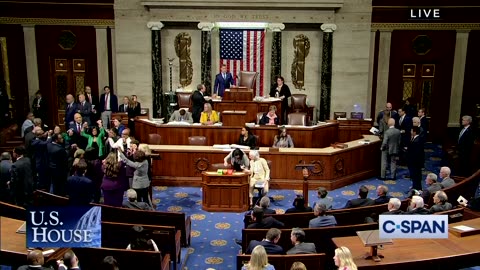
{"left": 23, "top": 25, "right": 39, "bottom": 104}
{"left": 198, "top": 22, "right": 214, "bottom": 94}
{"left": 319, "top": 23, "right": 336, "bottom": 121}
{"left": 95, "top": 26, "right": 109, "bottom": 92}
{"left": 147, "top": 21, "right": 164, "bottom": 118}
{"left": 268, "top": 23, "right": 284, "bottom": 89}
{"left": 448, "top": 30, "right": 470, "bottom": 127}
{"left": 110, "top": 28, "right": 117, "bottom": 91}
{"left": 211, "top": 28, "right": 220, "bottom": 85}
{"left": 375, "top": 29, "right": 392, "bottom": 119}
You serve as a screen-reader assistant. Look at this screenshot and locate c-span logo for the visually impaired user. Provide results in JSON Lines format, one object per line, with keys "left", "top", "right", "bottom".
{"left": 26, "top": 206, "right": 101, "bottom": 248}
{"left": 379, "top": 215, "right": 448, "bottom": 239}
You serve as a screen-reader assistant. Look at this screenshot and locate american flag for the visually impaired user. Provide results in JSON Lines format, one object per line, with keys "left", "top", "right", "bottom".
{"left": 219, "top": 29, "right": 265, "bottom": 96}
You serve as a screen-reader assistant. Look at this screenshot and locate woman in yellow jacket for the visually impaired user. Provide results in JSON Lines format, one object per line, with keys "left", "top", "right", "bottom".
{"left": 200, "top": 103, "right": 219, "bottom": 125}
{"left": 245, "top": 150, "right": 270, "bottom": 206}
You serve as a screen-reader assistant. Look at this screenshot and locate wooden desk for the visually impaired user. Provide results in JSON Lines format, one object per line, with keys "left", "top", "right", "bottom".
{"left": 201, "top": 172, "right": 249, "bottom": 212}
{"left": 222, "top": 110, "right": 247, "bottom": 126}
{"left": 149, "top": 135, "right": 380, "bottom": 190}
{"left": 135, "top": 119, "right": 340, "bottom": 148}
{"left": 332, "top": 218, "right": 480, "bottom": 269}
{"left": 1, "top": 217, "right": 26, "bottom": 254}
{"left": 328, "top": 119, "right": 373, "bottom": 143}
{"left": 212, "top": 99, "right": 282, "bottom": 124}
{"left": 223, "top": 88, "right": 253, "bottom": 101}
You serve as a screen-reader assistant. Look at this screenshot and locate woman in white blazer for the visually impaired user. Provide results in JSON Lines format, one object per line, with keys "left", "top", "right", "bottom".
{"left": 245, "top": 150, "right": 270, "bottom": 206}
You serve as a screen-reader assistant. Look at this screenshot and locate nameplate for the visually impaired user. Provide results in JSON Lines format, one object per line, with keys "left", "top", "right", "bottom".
{"left": 331, "top": 143, "right": 348, "bottom": 149}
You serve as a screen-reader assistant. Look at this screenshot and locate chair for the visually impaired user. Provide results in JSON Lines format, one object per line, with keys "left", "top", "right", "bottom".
{"left": 210, "top": 163, "right": 231, "bottom": 171}
{"left": 256, "top": 112, "right": 265, "bottom": 124}
{"left": 253, "top": 135, "right": 260, "bottom": 149}
{"left": 177, "top": 92, "right": 192, "bottom": 110}
{"left": 287, "top": 113, "right": 307, "bottom": 126}
{"left": 333, "top": 112, "right": 347, "bottom": 119}
{"left": 238, "top": 71, "right": 259, "bottom": 89}
{"left": 290, "top": 94, "right": 307, "bottom": 113}
{"left": 188, "top": 136, "right": 207, "bottom": 146}
{"left": 147, "top": 134, "right": 162, "bottom": 145}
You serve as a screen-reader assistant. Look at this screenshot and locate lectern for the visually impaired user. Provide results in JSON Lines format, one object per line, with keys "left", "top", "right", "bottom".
{"left": 201, "top": 172, "right": 249, "bottom": 212}
{"left": 356, "top": 230, "right": 393, "bottom": 262}
{"left": 295, "top": 163, "right": 315, "bottom": 207}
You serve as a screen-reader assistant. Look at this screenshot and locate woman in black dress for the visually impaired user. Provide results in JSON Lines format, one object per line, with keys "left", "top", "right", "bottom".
{"left": 127, "top": 95, "right": 141, "bottom": 136}
{"left": 237, "top": 126, "right": 257, "bottom": 149}
{"left": 269, "top": 76, "right": 291, "bottom": 124}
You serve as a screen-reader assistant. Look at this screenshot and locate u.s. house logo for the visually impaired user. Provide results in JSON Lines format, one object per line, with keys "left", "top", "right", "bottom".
{"left": 379, "top": 215, "right": 448, "bottom": 239}
{"left": 27, "top": 206, "right": 101, "bottom": 248}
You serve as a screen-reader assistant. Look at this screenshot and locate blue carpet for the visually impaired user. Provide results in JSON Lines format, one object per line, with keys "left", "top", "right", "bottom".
{"left": 150, "top": 143, "right": 464, "bottom": 269}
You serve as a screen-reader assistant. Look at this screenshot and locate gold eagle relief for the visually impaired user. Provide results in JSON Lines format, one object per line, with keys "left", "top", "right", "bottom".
{"left": 291, "top": 34, "right": 310, "bottom": 90}
{"left": 174, "top": 33, "right": 193, "bottom": 88}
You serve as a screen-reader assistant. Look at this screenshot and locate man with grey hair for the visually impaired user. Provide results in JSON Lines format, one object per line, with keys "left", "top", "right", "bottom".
{"left": 286, "top": 227, "right": 316, "bottom": 254}
{"left": 122, "top": 189, "right": 153, "bottom": 210}
{"left": 458, "top": 115, "right": 475, "bottom": 176}
{"left": 65, "top": 94, "right": 78, "bottom": 128}
{"left": 374, "top": 185, "right": 392, "bottom": 205}
{"left": 259, "top": 196, "right": 276, "bottom": 214}
{"left": 439, "top": 166, "right": 455, "bottom": 189}
{"left": 404, "top": 195, "right": 429, "bottom": 215}
{"left": 383, "top": 198, "right": 403, "bottom": 215}
{"left": 421, "top": 173, "right": 442, "bottom": 204}
{"left": 309, "top": 203, "right": 337, "bottom": 228}
{"left": 0, "top": 152, "right": 12, "bottom": 202}
{"left": 78, "top": 93, "right": 92, "bottom": 125}
{"left": 380, "top": 118, "right": 401, "bottom": 180}
{"left": 429, "top": 191, "right": 452, "bottom": 214}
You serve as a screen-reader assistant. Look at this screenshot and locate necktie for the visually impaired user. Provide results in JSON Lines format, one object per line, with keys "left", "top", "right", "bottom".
{"left": 88, "top": 94, "right": 91, "bottom": 103}
{"left": 104, "top": 94, "right": 108, "bottom": 110}
{"left": 400, "top": 116, "right": 403, "bottom": 126}
{"left": 77, "top": 124, "right": 81, "bottom": 133}
{"left": 223, "top": 73, "right": 226, "bottom": 80}
{"left": 459, "top": 128, "right": 466, "bottom": 140}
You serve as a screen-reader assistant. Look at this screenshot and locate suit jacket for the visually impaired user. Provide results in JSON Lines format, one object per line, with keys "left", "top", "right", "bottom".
{"left": 123, "top": 200, "right": 153, "bottom": 211}
{"left": 259, "top": 113, "right": 280, "bottom": 125}
{"left": 397, "top": 115, "right": 412, "bottom": 145}
{"left": 119, "top": 104, "right": 129, "bottom": 113}
{"left": 11, "top": 157, "right": 33, "bottom": 207}
{"left": 32, "top": 97, "right": 48, "bottom": 120}
{"left": 214, "top": 72, "right": 234, "bottom": 97}
{"left": 420, "top": 116, "right": 429, "bottom": 132}
{"left": 429, "top": 202, "right": 453, "bottom": 214}
{"left": 66, "top": 175, "right": 95, "bottom": 205}
{"left": 47, "top": 142, "right": 68, "bottom": 171}
{"left": 78, "top": 101, "right": 93, "bottom": 124}
{"left": 286, "top": 242, "right": 317, "bottom": 255}
{"left": 191, "top": 90, "right": 206, "bottom": 123}
{"left": 380, "top": 209, "right": 403, "bottom": 215}
{"left": 120, "top": 152, "right": 150, "bottom": 189}
{"left": 0, "top": 160, "right": 12, "bottom": 193}
{"left": 344, "top": 198, "right": 374, "bottom": 209}
{"left": 382, "top": 127, "right": 401, "bottom": 155}
{"left": 31, "top": 138, "right": 49, "bottom": 169}
{"left": 404, "top": 207, "right": 430, "bottom": 215}
{"left": 247, "top": 216, "right": 284, "bottom": 229}
{"left": 246, "top": 240, "right": 284, "bottom": 255}
{"left": 376, "top": 110, "right": 399, "bottom": 126}
{"left": 269, "top": 84, "right": 291, "bottom": 108}
{"left": 17, "top": 266, "right": 51, "bottom": 270}
{"left": 458, "top": 126, "right": 475, "bottom": 156}
{"left": 85, "top": 93, "right": 99, "bottom": 109}
{"left": 421, "top": 182, "right": 443, "bottom": 204}
{"left": 238, "top": 134, "right": 257, "bottom": 149}
{"left": 99, "top": 93, "right": 118, "bottom": 113}
{"left": 309, "top": 215, "right": 337, "bottom": 228}
{"left": 249, "top": 158, "right": 270, "bottom": 182}
{"left": 169, "top": 110, "right": 193, "bottom": 124}
{"left": 374, "top": 195, "right": 392, "bottom": 205}
{"left": 65, "top": 102, "right": 78, "bottom": 125}
{"left": 441, "top": 177, "right": 455, "bottom": 189}
{"left": 407, "top": 135, "right": 424, "bottom": 167}
{"left": 285, "top": 206, "right": 313, "bottom": 213}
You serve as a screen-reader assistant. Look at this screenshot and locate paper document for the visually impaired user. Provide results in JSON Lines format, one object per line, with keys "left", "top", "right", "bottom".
{"left": 452, "top": 225, "right": 476, "bottom": 232}
{"left": 370, "top": 127, "right": 380, "bottom": 135}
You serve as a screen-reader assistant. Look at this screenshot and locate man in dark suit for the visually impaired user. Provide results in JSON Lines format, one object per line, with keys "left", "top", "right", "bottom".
{"left": 47, "top": 133, "right": 68, "bottom": 196}
{"left": 381, "top": 198, "right": 403, "bottom": 215}
{"left": 374, "top": 185, "right": 391, "bottom": 205}
{"left": 119, "top": 96, "right": 130, "bottom": 113}
{"left": 85, "top": 86, "right": 99, "bottom": 123}
{"left": 439, "top": 166, "right": 455, "bottom": 189}
{"left": 458, "top": 115, "right": 475, "bottom": 176}
{"left": 123, "top": 189, "right": 153, "bottom": 210}
{"left": 66, "top": 160, "right": 94, "bottom": 205}
{"left": 344, "top": 185, "right": 374, "bottom": 208}
{"left": 420, "top": 173, "right": 443, "bottom": 204}
{"left": 309, "top": 203, "right": 337, "bottom": 228}
{"left": 407, "top": 126, "right": 424, "bottom": 191}
{"left": 191, "top": 84, "right": 206, "bottom": 123}
{"left": 285, "top": 195, "right": 313, "bottom": 213}
{"left": 99, "top": 86, "right": 118, "bottom": 129}
{"left": 246, "top": 228, "right": 284, "bottom": 255}
{"left": 11, "top": 146, "right": 33, "bottom": 207}
{"left": 418, "top": 108, "right": 429, "bottom": 135}
{"left": 376, "top": 102, "right": 398, "bottom": 127}
{"left": 247, "top": 207, "right": 284, "bottom": 229}
{"left": 380, "top": 118, "right": 401, "bottom": 179}
{"left": 77, "top": 94, "right": 92, "bottom": 126}
{"left": 403, "top": 195, "right": 429, "bottom": 215}
{"left": 65, "top": 94, "right": 78, "bottom": 128}
{"left": 213, "top": 64, "right": 234, "bottom": 97}
{"left": 68, "top": 113, "right": 87, "bottom": 150}
{"left": 0, "top": 152, "right": 12, "bottom": 202}
{"left": 17, "top": 249, "right": 51, "bottom": 270}
{"left": 396, "top": 108, "right": 412, "bottom": 164}
{"left": 31, "top": 129, "right": 51, "bottom": 190}
{"left": 32, "top": 90, "right": 48, "bottom": 123}
{"left": 286, "top": 227, "right": 316, "bottom": 254}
